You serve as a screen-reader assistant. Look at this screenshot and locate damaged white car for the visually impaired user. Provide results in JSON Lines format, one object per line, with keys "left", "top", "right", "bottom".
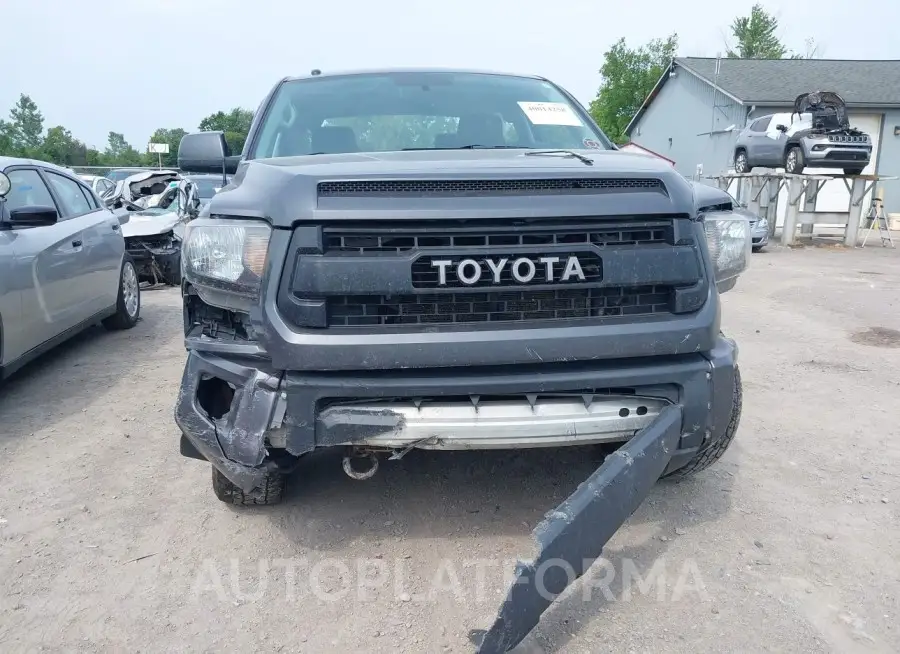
{"left": 106, "top": 170, "right": 202, "bottom": 286}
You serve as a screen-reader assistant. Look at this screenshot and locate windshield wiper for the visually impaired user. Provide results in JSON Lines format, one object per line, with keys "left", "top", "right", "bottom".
{"left": 523, "top": 149, "right": 594, "bottom": 165}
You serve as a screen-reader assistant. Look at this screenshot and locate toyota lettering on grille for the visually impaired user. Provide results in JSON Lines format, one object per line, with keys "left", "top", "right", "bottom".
{"left": 430, "top": 255, "right": 586, "bottom": 286}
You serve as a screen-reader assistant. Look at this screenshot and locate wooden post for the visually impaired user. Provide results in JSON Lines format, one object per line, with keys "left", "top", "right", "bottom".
{"left": 801, "top": 180, "right": 819, "bottom": 236}
{"left": 845, "top": 178, "right": 867, "bottom": 247}
{"left": 781, "top": 177, "right": 802, "bottom": 246}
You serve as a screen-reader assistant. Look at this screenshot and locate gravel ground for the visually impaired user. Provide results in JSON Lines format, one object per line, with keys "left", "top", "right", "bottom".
{"left": 1, "top": 244, "right": 898, "bottom": 653}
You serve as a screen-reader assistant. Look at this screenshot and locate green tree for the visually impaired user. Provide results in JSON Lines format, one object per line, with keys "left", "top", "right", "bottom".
{"left": 104, "top": 131, "right": 143, "bottom": 166}
{"left": 8, "top": 94, "right": 45, "bottom": 154}
{"left": 147, "top": 127, "right": 187, "bottom": 167}
{"left": 588, "top": 34, "right": 678, "bottom": 144}
{"left": 726, "top": 4, "right": 790, "bottom": 59}
{"left": 199, "top": 107, "right": 254, "bottom": 154}
{"left": 0, "top": 120, "right": 14, "bottom": 156}
{"left": 41, "top": 125, "right": 87, "bottom": 165}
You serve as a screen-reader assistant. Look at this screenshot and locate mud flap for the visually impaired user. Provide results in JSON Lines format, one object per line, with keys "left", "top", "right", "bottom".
{"left": 475, "top": 405, "right": 683, "bottom": 653}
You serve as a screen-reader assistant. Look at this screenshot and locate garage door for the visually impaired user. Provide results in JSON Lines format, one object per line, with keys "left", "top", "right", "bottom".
{"left": 774, "top": 112, "right": 884, "bottom": 227}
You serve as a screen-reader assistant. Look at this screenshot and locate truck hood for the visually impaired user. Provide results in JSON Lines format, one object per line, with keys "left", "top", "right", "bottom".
{"left": 120, "top": 209, "right": 185, "bottom": 238}
{"left": 204, "top": 149, "right": 700, "bottom": 228}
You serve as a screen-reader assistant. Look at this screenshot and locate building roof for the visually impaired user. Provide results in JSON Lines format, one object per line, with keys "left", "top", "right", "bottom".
{"left": 676, "top": 57, "right": 900, "bottom": 106}
{"left": 626, "top": 57, "right": 900, "bottom": 136}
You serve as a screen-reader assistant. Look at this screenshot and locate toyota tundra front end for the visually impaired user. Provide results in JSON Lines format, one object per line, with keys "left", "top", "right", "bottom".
{"left": 172, "top": 69, "right": 750, "bottom": 652}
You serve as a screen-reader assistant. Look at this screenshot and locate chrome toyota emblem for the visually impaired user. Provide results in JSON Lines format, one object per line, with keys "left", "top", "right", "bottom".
{"left": 430, "top": 255, "right": 587, "bottom": 286}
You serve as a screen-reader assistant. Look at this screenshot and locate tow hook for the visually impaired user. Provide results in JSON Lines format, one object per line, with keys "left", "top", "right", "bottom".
{"left": 342, "top": 448, "right": 379, "bottom": 480}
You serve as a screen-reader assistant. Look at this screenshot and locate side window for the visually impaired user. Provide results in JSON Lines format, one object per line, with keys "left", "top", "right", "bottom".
{"left": 3, "top": 169, "right": 57, "bottom": 214}
{"left": 81, "top": 185, "right": 99, "bottom": 210}
{"left": 44, "top": 171, "right": 94, "bottom": 218}
{"left": 750, "top": 116, "right": 772, "bottom": 132}
{"left": 772, "top": 114, "right": 791, "bottom": 129}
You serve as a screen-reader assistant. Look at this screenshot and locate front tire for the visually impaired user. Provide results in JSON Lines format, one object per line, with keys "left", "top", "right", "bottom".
{"left": 785, "top": 146, "right": 805, "bottom": 174}
{"left": 734, "top": 150, "right": 749, "bottom": 173}
{"left": 664, "top": 366, "right": 742, "bottom": 480}
{"left": 102, "top": 255, "right": 141, "bottom": 331}
{"left": 211, "top": 466, "right": 286, "bottom": 506}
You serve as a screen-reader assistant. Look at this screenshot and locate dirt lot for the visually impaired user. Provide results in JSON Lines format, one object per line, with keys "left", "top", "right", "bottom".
{"left": 1, "top": 244, "right": 898, "bottom": 653}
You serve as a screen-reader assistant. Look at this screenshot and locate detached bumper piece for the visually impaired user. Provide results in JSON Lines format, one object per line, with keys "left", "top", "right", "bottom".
{"left": 475, "top": 405, "right": 683, "bottom": 654}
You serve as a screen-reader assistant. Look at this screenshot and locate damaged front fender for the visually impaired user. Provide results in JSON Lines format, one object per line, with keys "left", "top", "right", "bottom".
{"left": 475, "top": 405, "right": 683, "bottom": 653}
{"left": 175, "top": 351, "right": 284, "bottom": 492}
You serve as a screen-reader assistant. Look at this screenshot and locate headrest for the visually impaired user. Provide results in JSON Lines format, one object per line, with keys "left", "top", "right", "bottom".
{"left": 311, "top": 126, "right": 359, "bottom": 154}
{"left": 433, "top": 133, "right": 457, "bottom": 148}
{"left": 455, "top": 114, "right": 505, "bottom": 147}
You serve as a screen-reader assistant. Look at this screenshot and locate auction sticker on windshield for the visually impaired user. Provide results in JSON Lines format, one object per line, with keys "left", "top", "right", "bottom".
{"left": 518, "top": 101, "right": 584, "bottom": 127}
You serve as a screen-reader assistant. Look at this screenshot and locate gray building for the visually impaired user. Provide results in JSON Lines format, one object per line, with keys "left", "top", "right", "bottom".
{"left": 625, "top": 57, "right": 900, "bottom": 214}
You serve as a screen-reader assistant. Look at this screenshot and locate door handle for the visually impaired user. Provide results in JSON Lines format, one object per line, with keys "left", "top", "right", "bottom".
{"left": 72, "top": 239, "right": 83, "bottom": 248}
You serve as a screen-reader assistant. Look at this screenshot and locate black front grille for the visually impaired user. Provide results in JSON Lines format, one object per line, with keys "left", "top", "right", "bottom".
{"left": 327, "top": 286, "right": 672, "bottom": 327}
{"left": 318, "top": 178, "right": 665, "bottom": 198}
{"left": 323, "top": 219, "right": 671, "bottom": 254}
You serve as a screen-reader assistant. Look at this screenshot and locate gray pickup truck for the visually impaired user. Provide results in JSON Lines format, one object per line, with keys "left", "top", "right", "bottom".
{"left": 174, "top": 68, "right": 750, "bottom": 651}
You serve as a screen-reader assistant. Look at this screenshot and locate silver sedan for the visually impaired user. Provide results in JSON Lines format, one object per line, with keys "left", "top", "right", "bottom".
{"left": 0, "top": 157, "right": 141, "bottom": 379}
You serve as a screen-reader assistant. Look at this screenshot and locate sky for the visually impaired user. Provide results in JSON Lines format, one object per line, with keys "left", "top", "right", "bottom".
{"left": 2, "top": 0, "right": 897, "bottom": 150}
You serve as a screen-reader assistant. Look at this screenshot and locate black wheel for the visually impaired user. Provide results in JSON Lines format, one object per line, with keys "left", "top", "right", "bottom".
{"left": 102, "top": 255, "right": 141, "bottom": 331}
{"left": 211, "top": 466, "right": 285, "bottom": 506}
{"left": 784, "top": 146, "right": 804, "bottom": 174}
{"left": 752, "top": 246, "right": 763, "bottom": 253}
{"left": 664, "top": 366, "right": 742, "bottom": 480}
{"left": 844, "top": 167, "right": 864, "bottom": 176}
{"left": 734, "top": 150, "right": 749, "bottom": 173}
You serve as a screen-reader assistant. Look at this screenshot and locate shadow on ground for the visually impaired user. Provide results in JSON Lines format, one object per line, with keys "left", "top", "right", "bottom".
{"left": 0, "top": 290, "right": 181, "bottom": 442}
{"left": 267, "top": 443, "right": 735, "bottom": 562}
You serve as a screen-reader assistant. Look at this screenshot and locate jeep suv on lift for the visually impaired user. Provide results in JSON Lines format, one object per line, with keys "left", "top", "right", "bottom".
{"left": 733, "top": 91, "right": 872, "bottom": 176}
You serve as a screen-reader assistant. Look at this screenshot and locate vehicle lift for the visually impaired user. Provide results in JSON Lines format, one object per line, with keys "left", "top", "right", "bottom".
{"left": 708, "top": 170, "right": 898, "bottom": 248}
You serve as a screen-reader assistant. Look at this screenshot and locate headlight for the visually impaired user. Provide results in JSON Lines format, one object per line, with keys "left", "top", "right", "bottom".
{"left": 182, "top": 217, "right": 271, "bottom": 311}
{"left": 756, "top": 217, "right": 769, "bottom": 230}
{"left": 704, "top": 214, "right": 750, "bottom": 293}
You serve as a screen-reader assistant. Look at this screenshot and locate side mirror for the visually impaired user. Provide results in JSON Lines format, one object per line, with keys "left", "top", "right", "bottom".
{"left": 9, "top": 205, "right": 59, "bottom": 227}
{"left": 776, "top": 124, "right": 788, "bottom": 133}
{"left": 178, "top": 131, "right": 239, "bottom": 175}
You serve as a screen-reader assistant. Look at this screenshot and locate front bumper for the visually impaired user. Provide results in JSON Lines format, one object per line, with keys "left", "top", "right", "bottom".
{"left": 175, "top": 335, "right": 738, "bottom": 492}
{"left": 804, "top": 144, "right": 871, "bottom": 168}
{"left": 751, "top": 225, "right": 769, "bottom": 247}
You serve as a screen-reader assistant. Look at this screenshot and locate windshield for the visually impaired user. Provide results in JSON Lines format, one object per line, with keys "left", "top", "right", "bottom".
{"left": 249, "top": 71, "right": 612, "bottom": 159}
